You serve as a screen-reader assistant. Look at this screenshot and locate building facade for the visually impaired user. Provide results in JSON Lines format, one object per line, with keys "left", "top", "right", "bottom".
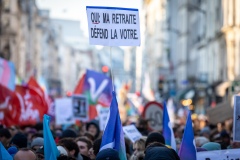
{"left": 143, "top": 0, "right": 240, "bottom": 108}
{"left": 143, "top": 0, "right": 170, "bottom": 99}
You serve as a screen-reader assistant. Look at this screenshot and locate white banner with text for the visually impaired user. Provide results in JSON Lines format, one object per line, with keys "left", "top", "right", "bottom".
{"left": 197, "top": 148, "right": 240, "bottom": 160}
{"left": 86, "top": 6, "right": 140, "bottom": 46}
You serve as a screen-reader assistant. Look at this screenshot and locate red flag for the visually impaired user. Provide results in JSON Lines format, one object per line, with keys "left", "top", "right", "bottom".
{"left": 0, "top": 84, "right": 21, "bottom": 127}
{"left": 27, "top": 76, "right": 45, "bottom": 100}
{"left": 15, "top": 85, "right": 48, "bottom": 125}
{"left": 28, "top": 76, "right": 42, "bottom": 91}
{"left": 27, "top": 76, "right": 51, "bottom": 114}
{"left": 74, "top": 74, "right": 86, "bottom": 94}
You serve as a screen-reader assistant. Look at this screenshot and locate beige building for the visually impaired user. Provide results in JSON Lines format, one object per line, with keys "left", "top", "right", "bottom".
{"left": 222, "top": 0, "right": 240, "bottom": 81}
{"left": 0, "top": 0, "right": 43, "bottom": 81}
{"left": 143, "top": 0, "right": 240, "bottom": 103}
{"left": 143, "top": 0, "right": 169, "bottom": 96}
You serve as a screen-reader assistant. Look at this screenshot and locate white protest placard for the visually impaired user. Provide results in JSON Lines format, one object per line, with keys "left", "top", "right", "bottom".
{"left": 97, "top": 104, "right": 109, "bottom": 131}
{"left": 197, "top": 148, "right": 240, "bottom": 160}
{"left": 72, "top": 94, "right": 89, "bottom": 122}
{"left": 55, "top": 98, "right": 74, "bottom": 125}
{"left": 233, "top": 95, "right": 240, "bottom": 142}
{"left": 123, "top": 124, "right": 142, "bottom": 143}
{"left": 86, "top": 6, "right": 140, "bottom": 46}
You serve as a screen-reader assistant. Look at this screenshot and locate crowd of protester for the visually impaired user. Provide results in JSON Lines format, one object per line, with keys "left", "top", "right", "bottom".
{"left": 0, "top": 116, "right": 240, "bottom": 160}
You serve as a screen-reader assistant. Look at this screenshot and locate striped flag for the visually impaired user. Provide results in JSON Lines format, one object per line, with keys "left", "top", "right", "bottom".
{"left": 178, "top": 110, "right": 197, "bottom": 160}
{"left": 163, "top": 101, "right": 177, "bottom": 150}
{"left": 100, "top": 91, "right": 127, "bottom": 160}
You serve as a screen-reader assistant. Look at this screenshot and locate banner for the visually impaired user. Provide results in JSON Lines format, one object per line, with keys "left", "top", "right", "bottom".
{"left": 233, "top": 95, "right": 240, "bottom": 142}
{"left": 55, "top": 98, "right": 74, "bottom": 125}
{"left": 197, "top": 148, "right": 240, "bottom": 160}
{"left": 86, "top": 6, "right": 140, "bottom": 46}
{"left": 72, "top": 95, "right": 88, "bottom": 121}
{"left": 74, "top": 70, "right": 112, "bottom": 120}
{"left": 0, "top": 58, "right": 15, "bottom": 90}
{"left": 123, "top": 124, "right": 142, "bottom": 143}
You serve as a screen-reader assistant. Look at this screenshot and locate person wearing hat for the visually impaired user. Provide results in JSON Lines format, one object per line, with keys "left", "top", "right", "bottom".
{"left": 145, "top": 132, "right": 165, "bottom": 148}
{"left": 96, "top": 148, "right": 120, "bottom": 160}
{"left": 201, "top": 142, "right": 221, "bottom": 151}
{"left": 220, "top": 130, "right": 230, "bottom": 149}
{"left": 195, "top": 136, "right": 209, "bottom": 147}
{"left": 31, "top": 137, "right": 44, "bottom": 151}
{"left": 86, "top": 120, "right": 100, "bottom": 140}
{"left": 60, "top": 129, "right": 77, "bottom": 139}
{"left": 9, "top": 133, "right": 27, "bottom": 149}
{"left": 144, "top": 142, "right": 180, "bottom": 160}
{"left": 0, "top": 128, "right": 11, "bottom": 148}
{"left": 7, "top": 146, "right": 18, "bottom": 158}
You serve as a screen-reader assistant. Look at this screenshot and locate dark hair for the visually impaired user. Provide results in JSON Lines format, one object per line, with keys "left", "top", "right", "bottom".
{"left": 57, "top": 155, "right": 76, "bottom": 160}
{"left": 0, "top": 128, "right": 11, "bottom": 139}
{"left": 58, "top": 138, "right": 79, "bottom": 158}
{"left": 124, "top": 137, "right": 132, "bottom": 156}
{"left": 93, "top": 138, "right": 102, "bottom": 156}
{"left": 75, "top": 137, "right": 93, "bottom": 150}
{"left": 83, "top": 132, "right": 95, "bottom": 142}
{"left": 61, "top": 129, "right": 77, "bottom": 139}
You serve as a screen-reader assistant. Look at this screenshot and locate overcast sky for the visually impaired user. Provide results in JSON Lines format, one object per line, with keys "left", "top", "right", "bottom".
{"left": 36, "top": 0, "right": 142, "bottom": 34}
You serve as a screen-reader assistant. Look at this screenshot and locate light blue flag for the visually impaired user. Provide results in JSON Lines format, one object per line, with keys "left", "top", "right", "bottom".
{"left": 43, "top": 114, "right": 60, "bottom": 160}
{"left": 178, "top": 110, "right": 197, "bottom": 160}
{"left": 100, "top": 91, "right": 127, "bottom": 160}
{"left": 0, "top": 142, "right": 12, "bottom": 160}
{"left": 163, "top": 101, "right": 176, "bottom": 151}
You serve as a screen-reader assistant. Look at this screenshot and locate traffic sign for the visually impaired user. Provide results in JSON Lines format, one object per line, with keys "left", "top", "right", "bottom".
{"left": 142, "top": 101, "right": 163, "bottom": 131}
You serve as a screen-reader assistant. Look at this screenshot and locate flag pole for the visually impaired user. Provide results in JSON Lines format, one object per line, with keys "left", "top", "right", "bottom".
{"left": 110, "top": 46, "right": 114, "bottom": 91}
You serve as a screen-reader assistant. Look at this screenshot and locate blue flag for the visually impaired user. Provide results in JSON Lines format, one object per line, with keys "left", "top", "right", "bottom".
{"left": 43, "top": 114, "right": 60, "bottom": 160}
{"left": 100, "top": 91, "right": 127, "bottom": 160}
{"left": 163, "top": 101, "right": 176, "bottom": 150}
{"left": 0, "top": 142, "right": 12, "bottom": 160}
{"left": 178, "top": 110, "right": 196, "bottom": 160}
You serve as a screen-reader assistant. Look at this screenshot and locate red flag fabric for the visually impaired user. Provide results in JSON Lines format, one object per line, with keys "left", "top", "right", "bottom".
{"left": 15, "top": 85, "right": 48, "bottom": 125}
{"left": 28, "top": 76, "right": 42, "bottom": 91}
{"left": 27, "top": 76, "right": 51, "bottom": 115}
{"left": 27, "top": 76, "right": 46, "bottom": 102}
{"left": 0, "top": 84, "right": 21, "bottom": 127}
{"left": 73, "top": 74, "right": 86, "bottom": 94}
